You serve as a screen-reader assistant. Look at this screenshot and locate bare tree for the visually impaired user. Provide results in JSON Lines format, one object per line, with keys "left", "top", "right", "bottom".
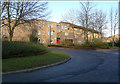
{"left": 77, "top": 1, "right": 96, "bottom": 42}
{"left": 1, "top": 1, "right": 50, "bottom": 41}
{"left": 61, "top": 8, "right": 77, "bottom": 24}
{"left": 90, "top": 10, "right": 108, "bottom": 38}
{"left": 110, "top": 8, "right": 118, "bottom": 47}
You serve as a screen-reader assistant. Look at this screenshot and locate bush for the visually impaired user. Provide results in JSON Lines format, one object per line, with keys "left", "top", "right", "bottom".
{"left": 81, "top": 39, "right": 109, "bottom": 49}
{"left": 29, "top": 34, "right": 38, "bottom": 43}
{"left": 2, "top": 41, "right": 48, "bottom": 59}
{"left": 68, "top": 43, "right": 75, "bottom": 46}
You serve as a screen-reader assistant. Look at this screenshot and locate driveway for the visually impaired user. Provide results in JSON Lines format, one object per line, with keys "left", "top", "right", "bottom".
{"left": 2, "top": 48, "right": 119, "bottom": 82}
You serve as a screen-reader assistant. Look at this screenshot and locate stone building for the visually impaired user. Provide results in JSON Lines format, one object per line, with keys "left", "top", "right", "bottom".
{"left": 1, "top": 19, "right": 101, "bottom": 45}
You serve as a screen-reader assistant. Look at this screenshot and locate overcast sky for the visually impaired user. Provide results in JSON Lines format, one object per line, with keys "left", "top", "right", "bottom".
{"left": 47, "top": 1, "right": 118, "bottom": 37}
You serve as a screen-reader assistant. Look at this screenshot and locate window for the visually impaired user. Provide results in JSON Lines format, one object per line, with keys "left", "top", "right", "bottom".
{"left": 48, "top": 32, "right": 49, "bottom": 35}
{"left": 43, "top": 39, "right": 44, "bottom": 43}
{"left": 64, "top": 26, "right": 67, "bottom": 30}
{"left": 50, "top": 24, "right": 53, "bottom": 28}
{"left": 78, "top": 29, "right": 80, "bottom": 32}
{"left": 75, "top": 29, "right": 77, "bottom": 32}
{"left": 38, "top": 22, "right": 41, "bottom": 27}
{"left": 2, "top": 21, "right": 5, "bottom": 25}
{"left": 65, "top": 32, "right": 67, "bottom": 36}
{"left": 74, "top": 35, "right": 76, "bottom": 38}
{"left": 62, "top": 26, "right": 63, "bottom": 29}
{"left": 38, "top": 30, "right": 41, "bottom": 35}
{"left": 43, "top": 30, "right": 44, "bottom": 35}
{"left": 51, "top": 39, "right": 53, "bottom": 43}
{"left": 51, "top": 32, "right": 53, "bottom": 35}
{"left": 43, "top": 23, "right": 44, "bottom": 27}
{"left": 3, "top": 30, "right": 6, "bottom": 35}
{"left": 48, "top": 24, "right": 49, "bottom": 27}
{"left": 18, "top": 34, "right": 20, "bottom": 37}
{"left": 38, "top": 38, "right": 41, "bottom": 43}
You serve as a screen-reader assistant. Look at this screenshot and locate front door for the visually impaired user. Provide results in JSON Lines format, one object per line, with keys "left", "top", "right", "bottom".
{"left": 57, "top": 38, "right": 60, "bottom": 44}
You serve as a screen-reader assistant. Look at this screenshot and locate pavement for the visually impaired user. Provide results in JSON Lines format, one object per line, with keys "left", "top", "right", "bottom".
{"left": 2, "top": 48, "right": 119, "bottom": 83}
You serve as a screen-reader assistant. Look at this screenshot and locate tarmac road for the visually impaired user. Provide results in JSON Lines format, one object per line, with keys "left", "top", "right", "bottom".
{"left": 2, "top": 48, "right": 119, "bottom": 82}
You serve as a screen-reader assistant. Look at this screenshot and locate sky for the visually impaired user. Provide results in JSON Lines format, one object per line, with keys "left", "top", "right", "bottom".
{"left": 47, "top": 1, "right": 119, "bottom": 37}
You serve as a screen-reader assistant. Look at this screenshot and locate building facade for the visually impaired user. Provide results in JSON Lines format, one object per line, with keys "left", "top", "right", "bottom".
{"left": 1, "top": 19, "right": 101, "bottom": 45}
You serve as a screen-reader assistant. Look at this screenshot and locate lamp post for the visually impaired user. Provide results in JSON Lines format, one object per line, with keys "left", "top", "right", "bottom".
{"left": 92, "top": 22, "right": 94, "bottom": 49}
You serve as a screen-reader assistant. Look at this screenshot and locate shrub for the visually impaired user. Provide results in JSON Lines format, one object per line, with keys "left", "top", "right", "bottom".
{"left": 80, "top": 39, "right": 109, "bottom": 49}
{"left": 2, "top": 41, "right": 48, "bottom": 59}
{"left": 29, "top": 34, "right": 38, "bottom": 43}
{"left": 68, "top": 43, "right": 75, "bottom": 46}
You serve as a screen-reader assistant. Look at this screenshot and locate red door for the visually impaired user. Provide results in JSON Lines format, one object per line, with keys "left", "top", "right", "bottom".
{"left": 57, "top": 38, "right": 60, "bottom": 44}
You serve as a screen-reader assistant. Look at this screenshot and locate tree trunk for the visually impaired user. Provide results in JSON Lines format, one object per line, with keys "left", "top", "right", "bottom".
{"left": 9, "top": 31, "right": 13, "bottom": 41}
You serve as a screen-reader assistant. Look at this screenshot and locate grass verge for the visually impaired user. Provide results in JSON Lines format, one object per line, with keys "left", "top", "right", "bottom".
{"left": 2, "top": 51, "right": 70, "bottom": 72}
{"left": 2, "top": 41, "right": 48, "bottom": 59}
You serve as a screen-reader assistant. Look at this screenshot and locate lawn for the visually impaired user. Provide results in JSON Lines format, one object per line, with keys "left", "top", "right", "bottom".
{"left": 2, "top": 51, "right": 70, "bottom": 72}
{"left": 2, "top": 41, "right": 49, "bottom": 59}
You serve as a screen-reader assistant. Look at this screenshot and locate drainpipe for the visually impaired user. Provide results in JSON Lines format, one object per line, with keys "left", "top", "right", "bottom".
{"left": 50, "top": 24, "right": 51, "bottom": 45}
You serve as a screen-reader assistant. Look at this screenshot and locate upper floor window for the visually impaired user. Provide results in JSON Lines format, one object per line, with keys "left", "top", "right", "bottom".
{"left": 43, "top": 30, "right": 44, "bottom": 35}
{"left": 75, "top": 29, "right": 77, "bottom": 32}
{"left": 43, "top": 23, "right": 44, "bottom": 27}
{"left": 48, "top": 24, "right": 49, "bottom": 27}
{"left": 51, "top": 32, "right": 53, "bottom": 35}
{"left": 74, "top": 35, "right": 76, "bottom": 38}
{"left": 38, "top": 30, "right": 41, "bottom": 35}
{"left": 3, "top": 30, "right": 6, "bottom": 35}
{"left": 38, "top": 22, "right": 40, "bottom": 26}
{"left": 62, "top": 26, "right": 63, "bottom": 29}
{"left": 64, "top": 26, "right": 67, "bottom": 30}
{"left": 50, "top": 24, "right": 53, "bottom": 28}
{"left": 65, "top": 32, "right": 67, "bottom": 36}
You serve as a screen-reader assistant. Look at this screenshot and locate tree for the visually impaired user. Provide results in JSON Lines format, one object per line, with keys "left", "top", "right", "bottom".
{"left": 110, "top": 8, "right": 118, "bottom": 47}
{"left": 1, "top": 1, "right": 50, "bottom": 41}
{"left": 61, "top": 8, "right": 77, "bottom": 24}
{"left": 77, "top": 1, "right": 96, "bottom": 42}
{"left": 90, "top": 10, "right": 108, "bottom": 38}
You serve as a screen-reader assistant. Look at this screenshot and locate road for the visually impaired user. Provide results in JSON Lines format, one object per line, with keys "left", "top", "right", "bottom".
{"left": 2, "top": 48, "right": 119, "bottom": 82}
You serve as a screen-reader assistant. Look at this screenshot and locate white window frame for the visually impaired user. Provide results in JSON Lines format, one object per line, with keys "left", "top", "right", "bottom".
{"left": 51, "top": 32, "right": 53, "bottom": 35}
{"left": 48, "top": 24, "right": 49, "bottom": 27}
{"left": 38, "top": 30, "right": 41, "bottom": 35}
{"left": 38, "top": 38, "right": 41, "bottom": 43}
{"left": 43, "top": 39, "right": 44, "bottom": 43}
{"left": 62, "top": 26, "right": 63, "bottom": 29}
{"left": 38, "top": 22, "right": 40, "bottom": 26}
{"left": 64, "top": 26, "right": 67, "bottom": 30}
{"left": 51, "top": 39, "right": 53, "bottom": 43}
{"left": 43, "top": 23, "right": 44, "bottom": 27}
{"left": 65, "top": 32, "right": 67, "bottom": 36}
{"left": 75, "top": 29, "right": 77, "bottom": 32}
{"left": 74, "top": 35, "right": 76, "bottom": 38}
{"left": 3, "top": 30, "right": 6, "bottom": 35}
{"left": 43, "top": 30, "right": 44, "bottom": 35}
{"left": 48, "top": 31, "right": 49, "bottom": 35}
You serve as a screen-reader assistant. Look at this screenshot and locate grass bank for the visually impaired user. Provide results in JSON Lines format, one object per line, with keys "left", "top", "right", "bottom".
{"left": 2, "top": 41, "right": 48, "bottom": 59}
{"left": 2, "top": 51, "right": 70, "bottom": 72}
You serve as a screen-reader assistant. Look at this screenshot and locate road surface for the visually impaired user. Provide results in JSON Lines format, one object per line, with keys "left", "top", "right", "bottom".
{"left": 2, "top": 48, "right": 119, "bottom": 82}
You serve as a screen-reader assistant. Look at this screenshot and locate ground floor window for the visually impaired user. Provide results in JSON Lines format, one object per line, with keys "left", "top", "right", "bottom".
{"left": 38, "top": 38, "right": 41, "bottom": 43}
{"left": 51, "top": 39, "right": 53, "bottom": 43}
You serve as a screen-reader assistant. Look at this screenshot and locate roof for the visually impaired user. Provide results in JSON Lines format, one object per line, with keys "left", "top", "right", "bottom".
{"left": 59, "top": 21, "right": 101, "bottom": 34}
